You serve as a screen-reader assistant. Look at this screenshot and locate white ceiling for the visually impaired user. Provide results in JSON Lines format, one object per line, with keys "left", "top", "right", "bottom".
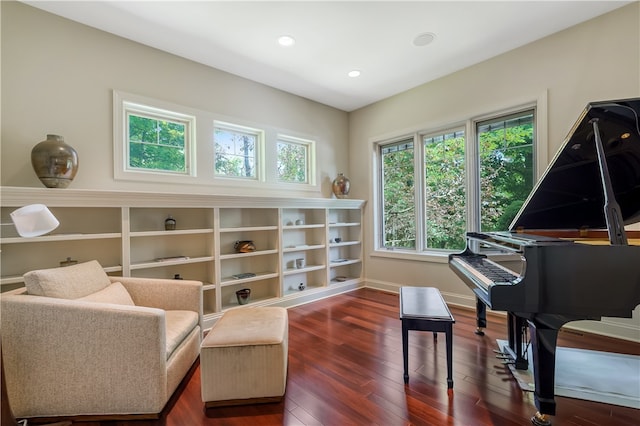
{"left": 24, "top": 1, "right": 631, "bottom": 112}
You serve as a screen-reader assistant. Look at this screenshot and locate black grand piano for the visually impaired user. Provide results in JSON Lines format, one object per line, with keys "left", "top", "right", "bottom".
{"left": 448, "top": 98, "right": 640, "bottom": 426}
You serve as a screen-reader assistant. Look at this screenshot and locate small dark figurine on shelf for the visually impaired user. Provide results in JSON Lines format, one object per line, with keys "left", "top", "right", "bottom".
{"left": 60, "top": 257, "right": 78, "bottom": 267}
{"left": 165, "top": 215, "right": 176, "bottom": 231}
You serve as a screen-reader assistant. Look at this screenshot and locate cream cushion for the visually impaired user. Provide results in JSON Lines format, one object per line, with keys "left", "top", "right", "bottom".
{"left": 165, "top": 310, "right": 200, "bottom": 359}
{"left": 76, "top": 282, "right": 135, "bottom": 306}
{"left": 24, "top": 260, "right": 111, "bottom": 299}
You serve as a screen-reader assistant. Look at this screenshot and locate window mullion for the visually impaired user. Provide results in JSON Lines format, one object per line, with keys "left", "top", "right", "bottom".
{"left": 414, "top": 133, "right": 426, "bottom": 251}
{"left": 467, "top": 119, "right": 481, "bottom": 233}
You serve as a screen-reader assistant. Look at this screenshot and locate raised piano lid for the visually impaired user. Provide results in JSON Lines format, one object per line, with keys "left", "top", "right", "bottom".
{"left": 510, "top": 98, "right": 640, "bottom": 232}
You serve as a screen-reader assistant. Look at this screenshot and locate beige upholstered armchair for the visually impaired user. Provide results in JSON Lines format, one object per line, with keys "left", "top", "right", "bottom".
{"left": 0, "top": 260, "right": 202, "bottom": 421}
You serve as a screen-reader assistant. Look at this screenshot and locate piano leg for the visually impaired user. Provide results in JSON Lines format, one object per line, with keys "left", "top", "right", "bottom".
{"left": 528, "top": 320, "right": 559, "bottom": 426}
{"left": 475, "top": 297, "right": 487, "bottom": 335}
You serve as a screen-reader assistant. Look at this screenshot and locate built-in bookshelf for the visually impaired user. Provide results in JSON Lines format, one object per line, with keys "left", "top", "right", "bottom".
{"left": 0, "top": 187, "right": 365, "bottom": 328}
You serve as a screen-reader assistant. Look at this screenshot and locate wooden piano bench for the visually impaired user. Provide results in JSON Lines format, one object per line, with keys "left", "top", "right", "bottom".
{"left": 399, "top": 286, "right": 455, "bottom": 389}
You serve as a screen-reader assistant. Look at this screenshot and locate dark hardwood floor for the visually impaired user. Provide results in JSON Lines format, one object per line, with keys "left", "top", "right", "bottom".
{"left": 31, "top": 288, "right": 640, "bottom": 426}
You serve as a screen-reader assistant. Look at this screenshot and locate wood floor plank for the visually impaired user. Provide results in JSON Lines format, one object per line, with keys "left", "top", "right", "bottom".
{"left": 25, "top": 288, "right": 639, "bottom": 426}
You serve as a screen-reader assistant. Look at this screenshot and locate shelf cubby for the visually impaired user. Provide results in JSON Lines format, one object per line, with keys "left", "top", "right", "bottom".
{"left": 220, "top": 276, "right": 280, "bottom": 310}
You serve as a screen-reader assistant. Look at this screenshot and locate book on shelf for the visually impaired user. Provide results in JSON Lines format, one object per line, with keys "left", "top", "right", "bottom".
{"left": 154, "top": 255, "right": 190, "bottom": 262}
{"left": 232, "top": 272, "right": 256, "bottom": 279}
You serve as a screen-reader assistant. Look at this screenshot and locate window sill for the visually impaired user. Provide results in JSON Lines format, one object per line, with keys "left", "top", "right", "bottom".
{"left": 372, "top": 248, "right": 523, "bottom": 264}
{"left": 371, "top": 248, "right": 451, "bottom": 264}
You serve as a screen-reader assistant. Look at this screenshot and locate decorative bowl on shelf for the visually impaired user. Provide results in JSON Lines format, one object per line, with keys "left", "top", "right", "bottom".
{"left": 234, "top": 240, "right": 256, "bottom": 253}
{"left": 235, "top": 288, "right": 251, "bottom": 305}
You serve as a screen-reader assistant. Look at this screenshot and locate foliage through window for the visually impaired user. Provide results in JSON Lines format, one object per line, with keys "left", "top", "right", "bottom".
{"left": 126, "top": 108, "right": 192, "bottom": 174}
{"left": 423, "top": 130, "right": 466, "bottom": 250}
{"left": 377, "top": 108, "right": 535, "bottom": 253}
{"left": 380, "top": 139, "right": 415, "bottom": 249}
{"left": 277, "top": 136, "right": 312, "bottom": 184}
{"left": 214, "top": 123, "right": 260, "bottom": 179}
{"left": 478, "top": 112, "right": 534, "bottom": 232}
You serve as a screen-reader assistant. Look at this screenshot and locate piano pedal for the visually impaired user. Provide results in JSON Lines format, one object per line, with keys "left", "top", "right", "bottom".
{"left": 496, "top": 355, "right": 512, "bottom": 360}
{"left": 530, "top": 412, "right": 551, "bottom": 426}
{"left": 501, "top": 360, "right": 515, "bottom": 365}
{"left": 493, "top": 349, "right": 504, "bottom": 354}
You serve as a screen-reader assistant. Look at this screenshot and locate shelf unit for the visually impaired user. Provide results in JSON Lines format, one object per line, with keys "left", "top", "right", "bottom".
{"left": 0, "top": 187, "right": 365, "bottom": 328}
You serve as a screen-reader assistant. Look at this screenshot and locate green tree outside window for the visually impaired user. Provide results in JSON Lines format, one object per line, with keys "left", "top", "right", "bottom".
{"left": 277, "top": 141, "right": 308, "bottom": 183}
{"left": 128, "top": 114, "right": 186, "bottom": 173}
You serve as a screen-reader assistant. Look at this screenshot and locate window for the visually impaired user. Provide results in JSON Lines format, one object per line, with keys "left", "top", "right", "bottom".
{"left": 277, "top": 135, "right": 314, "bottom": 184}
{"left": 376, "top": 107, "right": 536, "bottom": 254}
{"left": 423, "top": 129, "right": 466, "bottom": 250}
{"left": 380, "top": 139, "right": 415, "bottom": 249}
{"left": 114, "top": 90, "right": 318, "bottom": 190}
{"left": 477, "top": 112, "right": 534, "bottom": 232}
{"left": 113, "top": 91, "right": 197, "bottom": 183}
{"left": 214, "top": 122, "right": 262, "bottom": 179}
{"left": 124, "top": 104, "right": 194, "bottom": 175}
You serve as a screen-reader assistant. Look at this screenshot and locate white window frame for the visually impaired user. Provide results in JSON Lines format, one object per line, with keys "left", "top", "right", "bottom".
{"left": 213, "top": 120, "right": 265, "bottom": 182}
{"left": 276, "top": 134, "right": 316, "bottom": 185}
{"left": 113, "top": 90, "right": 197, "bottom": 183}
{"left": 373, "top": 96, "right": 547, "bottom": 261}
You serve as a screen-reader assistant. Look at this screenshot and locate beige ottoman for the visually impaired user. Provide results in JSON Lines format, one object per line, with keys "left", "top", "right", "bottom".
{"left": 200, "top": 307, "right": 288, "bottom": 407}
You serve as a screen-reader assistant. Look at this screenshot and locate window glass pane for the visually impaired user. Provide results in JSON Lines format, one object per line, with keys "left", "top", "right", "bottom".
{"left": 423, "top": 130, "right": 466, "bottom": 250}
{"left": 477, "top": 110, "right": 535, "bottom": 232}
{"left": 128, "top": 113, "right": 187, "bottom": 173}
{"left": 214, "top": 127, "right": 257, "bottom": 178}
{"left": 380, "top": 139, "right": 415, "bottom": 249}
{"left": 277, "top": 140, "right": 308, "bottom": 183}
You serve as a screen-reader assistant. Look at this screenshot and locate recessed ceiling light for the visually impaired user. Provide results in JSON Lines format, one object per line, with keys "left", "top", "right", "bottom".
{"left": 412, "top": 32, "right": 436, "bottom": 47}
{"left": 348, "top": 70, "right": 361, "bottom": 78}
{"left": 278, "top": 35, "right": 295, "bottom": 47}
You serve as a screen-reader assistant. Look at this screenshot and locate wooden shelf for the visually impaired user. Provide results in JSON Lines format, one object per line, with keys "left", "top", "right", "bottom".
{"left": 219, "top": 249, "right": 278, "bottom": 259}
{"left": 130, "top": 229, "right": 214, "bottom": 237}
{"left": 131, "top": 256, "right": 214, "bottom": 270}
{"left": 220, "top": 271, "right": 279, "bottom": 286}
{"left": 1, "top": 233, "right": 121, "bottom": 243}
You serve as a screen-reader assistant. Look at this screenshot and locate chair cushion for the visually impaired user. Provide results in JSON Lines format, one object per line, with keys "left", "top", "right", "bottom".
{"left": 23, "top": 260, "right": 111, "bottom": 299}
{"left": 165, "top": 310, "right": 199, "bottom": 359}
{"left": 76, "top": 282, "right": 135, "bottom": 306}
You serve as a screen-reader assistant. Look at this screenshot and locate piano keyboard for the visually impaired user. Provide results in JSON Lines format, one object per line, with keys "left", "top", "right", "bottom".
{"left": 450, "top": 255, "right": 519, "bottom": 290}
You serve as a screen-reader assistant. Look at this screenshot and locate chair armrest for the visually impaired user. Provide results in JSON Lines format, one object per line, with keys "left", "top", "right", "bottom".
{"left": 111, "top": 276, "right": 202, "bottom": 313}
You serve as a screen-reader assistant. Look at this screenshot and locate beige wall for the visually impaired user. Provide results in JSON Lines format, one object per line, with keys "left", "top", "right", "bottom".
{"left": 348, "top": 3, "right": 639, "bottom": 339}
{"left": 2, "top": 2, "right": 639, "bottom": 339}
{"left": 1, "top": 1, "right": 349, "bottom": 198}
